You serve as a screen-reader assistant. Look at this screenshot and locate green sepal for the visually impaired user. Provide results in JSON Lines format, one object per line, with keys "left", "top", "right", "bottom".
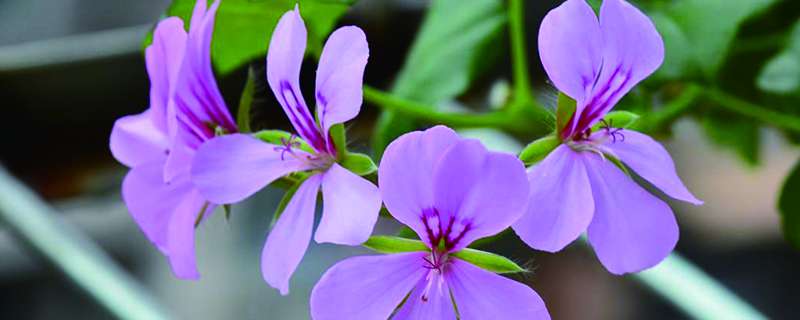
{"left": 556, "top": 92, "right": 577, "bottom": 137}
{"left": 194, "top": 202, "right": 210, "bottom": 228}
{"left": 363, "top": 236, "right": 429, "bottom": 254}
{"left": 236, "top": 68, "right": 256, "bottom": 133}
{"left": 452, "top": 248, "right": 527, "bottom": 274}
{"left": 396, "top": 226, "right": 419, "bottom": 239}
{"left": 518, "top": 135, "right": 560, "bottom": 166}
{"left": 591, "top": 111, "right": 641, "bottom": 131}
{"left": 270, "top": 175, "right": 309, "bottom": 229}
{"left": 223, "top": 204, "right": 233, "bottom": 222}
{"left": 253, "top": 130, "right": 314, "bottom": 154}
{"left": 329, "top": 124, "right": 347, "bottom": 161}
{"left": 339, "top": 152, "right": 377, "bottom": 176}
{"left": 604, "top": 152, "right": 631, "bottom": 177}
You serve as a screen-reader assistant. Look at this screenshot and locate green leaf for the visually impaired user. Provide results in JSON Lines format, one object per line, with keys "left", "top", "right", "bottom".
{"left": 518, "top": 135, "right": 560, "bottom": 166}
{"left": 591, "top": 111, "right": 641, "bottom": 131}
{"left": 779, "top": 159, "right": 800, "bottom": 248}
{"left": 236, "top": 67, "right": 256, "bottom": 133}
{"left": 372, "top": 0, "right": 507, "bottom": 157}
{"left": 363, "top": 236, "right": 429, "bottom": 254}
{"left": 452, "top": 248, "right": 526, "bottom": 274}
{"left": 702, "top": 115, "right": 761, "bottom": 166}
{"left": 163, "top": 0, "right": 354, "bottom": 75}
{"left": 556, "top": 92, "right": 576, "bottom": 137}
{"left": 757, "top": 19, "right": 800, "bottom": 95}
{"left": 339, "top": 152, "right": 377, "bottom": 176}
{"left": 253, "top": 130, "right": 314, "bottom": 154}
{"left": 654, "top": 0, "right": 778, "bottom": 80}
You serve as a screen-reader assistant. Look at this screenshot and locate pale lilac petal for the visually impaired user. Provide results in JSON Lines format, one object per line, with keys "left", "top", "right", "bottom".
{"left": 583, "top": 154, "right": 678, "bottom": 274}
{"left": 261, "top": 174, "right": 322, "bottom": 295}
{"left": 122, "top": 161, "right": 207, "bottom": 279}
{"left": 162, "top": 141, "right": 195, "bottom": 183}
{"left": 393, "top": 274, "right": 456, "bottom": 320}
{"left": 538, "top": 0, "right": 602, "bottom": 134}
{"left": 110, "top": 110, "right": 169, "bottom": 168}
{"left": 266, "top": 7, "right": 326, "bottom": 151}
{"left": 315, "top": 26, "right": 369, "bottom": 135}
{"left": 145, "top": 17, "right": 187, "bottom": 133}
{"left": 513, "top": 145, "right": 594, "bottom": 252}
{"left": 172, "top": 0, "right": 236, "bottom": 151}
{"left": 191, "top": 134, "right": 313, "bottom": 204}
{"left": 122, "top": 161, "right": 190, "bottom": 253}
{"left": 598, "top": 130, "right": 702, "bottom": 205}
{"left": 310, "top": 252, "right": 428, "bottom": 320}
{"left": 315, "top": 163, "right": 381, "bottom": 245}
{"left": 576, "top": 0, "right": 664, "bottom": 129}
{"left": 446, "top": 258, "right": 550, "bottom": 320}
{"left": 165, "top": 189, "right": 212, "bottom": 280}
{"left": 378, "top": 126, "right": 460, "bottom": 247}
{"left": 188, "top": 0, "right": 207, "bottom": 35}
{"left": 432, "top": 139, "right": 529, "bottom": 251}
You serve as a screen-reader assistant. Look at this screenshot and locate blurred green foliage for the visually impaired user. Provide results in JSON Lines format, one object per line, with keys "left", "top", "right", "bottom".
{"left": 372, "top": 0, "right": 507, "bottom": 158}
{"left": 165, "top": 0, "right": 353, "bottom": 74}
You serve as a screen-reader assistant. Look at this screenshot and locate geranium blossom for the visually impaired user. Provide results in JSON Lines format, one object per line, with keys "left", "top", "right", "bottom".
{"left": 310, "top": 126, "right": 550, "bottom": 320}
{"left": 109, "top": 0, "right": 236, "bottom": 279}
{"left": 512, "top": 0, "right": 702, "bottom": 274}
{"left": 190, "top": 7, "right": 381, "bottom": 294}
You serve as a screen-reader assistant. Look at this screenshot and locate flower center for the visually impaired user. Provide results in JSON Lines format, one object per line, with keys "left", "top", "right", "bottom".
{"left": 273, "top": 134, "right": 335, "bottom": 170}
{"left": 420, "top": 251, "right": 449, "bottom": 302}
{"left": 566, "top": 119, "right": 624, "bottom": 157}
{"left": 420, "top": 208, "right": 472, "bottom": 253}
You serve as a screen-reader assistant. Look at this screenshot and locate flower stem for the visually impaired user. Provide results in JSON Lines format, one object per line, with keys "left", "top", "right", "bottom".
{"left": 508, "top": 0, "right": 535, "bottom": 107}
{"left": 703, "top": 87, "right": 800, "bottom": 132}
{"left": 634, "top": 84, "right": 702, "bottom": 133}
{"left": 363, "top": 86, "right": 535, "bottom": 134}
{"left": 633, "top": 252, "right": 767, "bottom": 320}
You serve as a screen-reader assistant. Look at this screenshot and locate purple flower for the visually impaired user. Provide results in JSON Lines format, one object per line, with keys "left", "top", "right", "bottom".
{"left": 109, "top": 0, "right": 236, "bottom": 279}
{"left": 512, "top": 0, "right": 702, "bottom": 274}
{"left": 190, "top": 7, "right": 381, "bottom": 295}
{"left": 309, "top": 126, "right": 550, "bottom": 320}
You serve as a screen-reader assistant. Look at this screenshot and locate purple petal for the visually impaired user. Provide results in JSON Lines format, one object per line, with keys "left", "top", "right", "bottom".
{"left": 191, "top": 134, "right": 313, "bottom": 204}
{"left": 315, "top": 26, "right": 369, "bottom": 135}
{"left": 575, "top": 0, "right": 664, "bottom": 130}
{"left": 162, "top": 141, "right": 195, "bottom": 183}
{"left": 261, "top": 174, "right": 322, "bottom": 295}
{"left": 583, "top": 154, "right": 678, "bottom": 274}
{"left": 110, "top": 110, "right": 169, "bottom": 168}
{"left": 598, "top": 130, "right": 702, "bottom": 205}
{"left": 432, "top": 139, "right": 529, "bottom": 251}
{"left": 165, "top": 189, "right": 212, "bottom": 280}
{"left": 445, "top": 258, "right": 550, "bottom": 320}
{"left": 310, "top": 252, "right": 428, "bottom": 320}
{"left": 266, "top": 7, "right": 327, "bottom": 152}
{"left": 393, "top": 273, "right": 456, "bottom": 320}
{"left": 513, "top": 145, "right": 594, "bottom": 252}
{"left": 378, "top": 126, "right": 460, "bottom": 247}
{"left": 188, "top": 0, "right": 207, "bottom": 35}
{"left": 121, "top": 162, "right": 204, "bottom": 279}
{"left": 171, "top": 0, "right": 236, "bottom": 151}
{"left": 538, "top": 0, "right": 602, "bottom": 134}
{"left": 145, "top": 17, "right": 187, "bottom": 133}
{"left": 315, "top": 163, "right": 381, "bottom": 245}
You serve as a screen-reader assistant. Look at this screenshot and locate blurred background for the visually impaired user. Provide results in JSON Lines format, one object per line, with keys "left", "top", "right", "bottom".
{"left": 1, "top": 0, "right": 799, "bottom": 319}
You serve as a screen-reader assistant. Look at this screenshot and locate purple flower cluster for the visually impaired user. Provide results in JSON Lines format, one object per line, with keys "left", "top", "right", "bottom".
{"left": 109, "top": 0, "right": 700, "bottom": 318}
